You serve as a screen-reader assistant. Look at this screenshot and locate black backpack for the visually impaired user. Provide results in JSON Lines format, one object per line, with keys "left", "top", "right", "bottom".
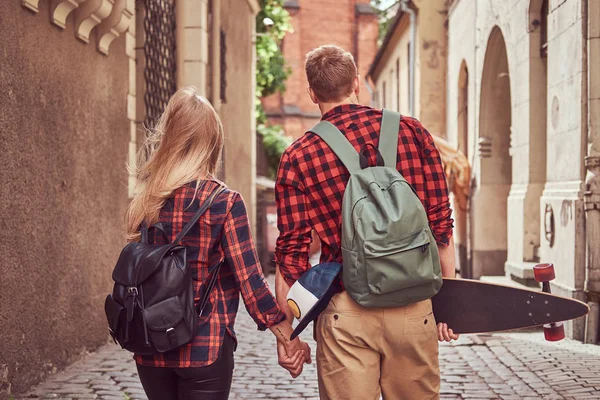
{"left": 104, "top": 186, "right": 223, "bottom": 355}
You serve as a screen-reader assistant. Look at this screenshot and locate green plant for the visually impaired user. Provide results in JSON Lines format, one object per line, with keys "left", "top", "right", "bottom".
{"left": 255, "top": 0, "right": 294, "bottom": 178}
{"left": 257, "top": 122, "right": 293, "bottom": 180}
{"left": 256, "top": 0, "right": 292, "bottom": 98}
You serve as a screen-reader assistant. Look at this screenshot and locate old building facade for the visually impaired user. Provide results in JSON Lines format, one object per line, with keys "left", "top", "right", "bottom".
{"left": 367, "top": 0, "right": 448, "bottom": 137}
{"left": 368, "top": 0, "right": 600, "bottom": 341}
{"left": 0, "top": 0, "right": 260, "bottom": 397}
{"left": 446, "top": 0, "right": 600, "bottom": 341}
{"left": 262, "top": 0, "right": 379, "bottom": 139}
{"left": 368, "top": 0, "right": 468, "bottom": 271}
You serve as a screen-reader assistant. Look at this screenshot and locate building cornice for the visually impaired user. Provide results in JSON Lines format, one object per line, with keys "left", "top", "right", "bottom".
{"left": 22, "top": 0, "right": 133, "bottom": 55}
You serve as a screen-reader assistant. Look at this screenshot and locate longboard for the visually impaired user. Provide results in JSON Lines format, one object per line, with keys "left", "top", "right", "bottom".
{"left": 431, "top": 276, "right": 589, "bottom": 339}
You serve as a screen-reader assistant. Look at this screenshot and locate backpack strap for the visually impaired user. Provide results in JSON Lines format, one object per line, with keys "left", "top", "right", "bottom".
{"left": 310, "top": 121, "right": 363, "bottom": 174}
{"left": 379, "top": 109, "right": 401, "bottom": 168}
{"left": 172, "top": 184, "right": 225, "bottom": 245}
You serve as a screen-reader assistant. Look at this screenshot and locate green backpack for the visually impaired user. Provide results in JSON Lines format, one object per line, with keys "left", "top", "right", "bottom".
{"left": 310, "top": 109, "right": 443, "bottom": 308}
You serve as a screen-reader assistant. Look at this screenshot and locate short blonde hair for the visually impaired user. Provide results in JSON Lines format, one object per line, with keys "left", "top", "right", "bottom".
{"left": 305, "top": 45, "right": 358, "bottom": 103}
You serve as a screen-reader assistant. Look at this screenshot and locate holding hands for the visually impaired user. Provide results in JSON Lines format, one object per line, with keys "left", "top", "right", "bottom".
{"left": 277, "top": 338, "right": 312, "bottom": 378}
{"left": 269, "top": 320, "right": 312, "bottom": 378}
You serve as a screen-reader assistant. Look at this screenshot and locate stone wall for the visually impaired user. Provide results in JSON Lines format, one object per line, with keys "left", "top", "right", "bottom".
{"left": 263, "top": 0, "right": 379, "bottom": 139}
{"left": 0, "top": 1, "right": 129, "bottom": 397}
{"left": 220, "top": 0, "right": 260, "bottom": 227}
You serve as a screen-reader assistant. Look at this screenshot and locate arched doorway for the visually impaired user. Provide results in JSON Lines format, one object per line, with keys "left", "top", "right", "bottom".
{"left": 472, "top": 26, "right": 512, "bottom": 278}
{"left": 456, "top": 60, "right": 470, "bottom": 277}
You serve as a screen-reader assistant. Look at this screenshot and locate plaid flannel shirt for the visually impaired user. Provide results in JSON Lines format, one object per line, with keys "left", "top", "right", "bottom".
{"left": 135, "top": 180, "right": 285, "bottom": 368}
{"left": 275, "top": 104, "right": 454, "bottom": 287}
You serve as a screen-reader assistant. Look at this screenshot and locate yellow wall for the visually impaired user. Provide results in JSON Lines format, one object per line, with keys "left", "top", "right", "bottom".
{"left": 371, "top": 0, "right": 447, "bottom": 137}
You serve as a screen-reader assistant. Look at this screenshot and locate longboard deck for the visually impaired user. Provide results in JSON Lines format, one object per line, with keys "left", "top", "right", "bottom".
{"left": 431, "top": 278, "right": 589, "bottom": 334}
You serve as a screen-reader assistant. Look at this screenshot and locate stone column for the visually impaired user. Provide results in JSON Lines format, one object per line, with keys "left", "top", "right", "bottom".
{"left": 585, "top": 156, "right": 600, "bottom": 342}
{"left": 584, "top": 0, "right": 600, "bottom": 343}
{"left": 176, "top": 0, "right": 210, "bottom": 94}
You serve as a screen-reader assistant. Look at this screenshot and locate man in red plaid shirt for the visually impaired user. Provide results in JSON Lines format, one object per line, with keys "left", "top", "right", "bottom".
{"left": 274, "top": 45, "right": 458, "bottom": 399}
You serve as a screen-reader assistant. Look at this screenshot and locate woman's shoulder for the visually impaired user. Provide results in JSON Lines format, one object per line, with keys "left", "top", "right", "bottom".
{"left": 189, "top": 179, "right": 246, "bottom": 213}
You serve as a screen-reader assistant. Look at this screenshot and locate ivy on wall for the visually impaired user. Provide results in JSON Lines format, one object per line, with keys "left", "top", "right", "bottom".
{"left": 255, "top": 0, "right": 293, "bottom": 180}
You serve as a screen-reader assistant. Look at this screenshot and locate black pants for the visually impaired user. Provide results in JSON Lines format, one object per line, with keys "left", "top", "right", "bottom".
{"left": 136, "top": 334, "right": 235, "bottom": 400}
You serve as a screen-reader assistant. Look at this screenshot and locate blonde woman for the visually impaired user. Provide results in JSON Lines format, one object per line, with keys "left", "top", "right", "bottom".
{"left": 126, "top": 87, "right": 310, "bottom": 400}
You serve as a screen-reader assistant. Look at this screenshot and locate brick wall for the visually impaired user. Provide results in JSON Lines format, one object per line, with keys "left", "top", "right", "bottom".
{"left": 262, "top": 0, "right": 379, "bottom": 140}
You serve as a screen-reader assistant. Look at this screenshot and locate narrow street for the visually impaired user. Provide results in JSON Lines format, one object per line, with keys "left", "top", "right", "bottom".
{"left": 21, "top": 279, "right": 600, "bottom": 400}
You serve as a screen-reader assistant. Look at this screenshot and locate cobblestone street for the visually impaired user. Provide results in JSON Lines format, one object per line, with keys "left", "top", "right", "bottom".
{"left": 20, "top": 278, "right": 600, "bottom": 400}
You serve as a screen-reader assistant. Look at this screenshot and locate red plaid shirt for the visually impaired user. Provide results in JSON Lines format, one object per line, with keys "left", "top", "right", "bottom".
{"left": 135, "top": 179, "right": 285, "bottom": 367}
{"left": 275, "top": 104, "right": 454, "bottom": 287}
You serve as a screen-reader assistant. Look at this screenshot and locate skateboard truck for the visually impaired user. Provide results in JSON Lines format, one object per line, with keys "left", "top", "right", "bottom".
{"left": 533, "top": 263, "right": 565, "bottom": 341}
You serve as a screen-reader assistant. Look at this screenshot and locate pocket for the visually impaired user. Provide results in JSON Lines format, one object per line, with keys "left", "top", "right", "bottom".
{"left": 144, "top": 296, "right": 185, "bottom": 330}
{"left": 341, "top": 247, "right": 359, "bottom": 292}
{"left": 104, "top": 295, "right": 125, "bottom": 340}
{"left": 144, "top": 296, "right": 195, "bottom": 352}
{"left": 405, "top": 301, "right": 437, "bottom": 336}
{"left": 319, "top": 309, "right": 362, "bottom": 341}
{"left": 365, "top": 228, "right": 435, "bottom": 295}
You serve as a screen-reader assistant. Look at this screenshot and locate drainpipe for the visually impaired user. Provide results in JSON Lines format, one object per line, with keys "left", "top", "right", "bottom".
{"left": 400, "top": 0, "right": 416, "bottom": 116}
{"left": 584, "top": 0, "right": 600, "bottom": 344}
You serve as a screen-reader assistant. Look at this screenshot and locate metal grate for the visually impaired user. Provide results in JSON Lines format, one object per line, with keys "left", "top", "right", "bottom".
{"left": 143, "top": 0, "right": 177, "bottom": 128}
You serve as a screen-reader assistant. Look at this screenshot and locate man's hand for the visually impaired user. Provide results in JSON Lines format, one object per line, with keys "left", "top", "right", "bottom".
{"left": 437, "top": 322, "right": 459, "bottom": 342}
{"left": 277, "top": 339, "right": 312, "bottom": 378}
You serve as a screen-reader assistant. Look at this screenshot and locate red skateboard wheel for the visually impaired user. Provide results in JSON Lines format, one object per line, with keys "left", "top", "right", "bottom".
{"left": 534, "top": 263, "right": 555, "bottom": 283}
{"left": 544, "top": 323, "right": 565, "bottom": 341}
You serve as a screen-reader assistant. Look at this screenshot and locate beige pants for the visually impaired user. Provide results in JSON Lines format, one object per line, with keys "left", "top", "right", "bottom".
{"left": 315, "top": 291, "right": 440, "bottom": 400}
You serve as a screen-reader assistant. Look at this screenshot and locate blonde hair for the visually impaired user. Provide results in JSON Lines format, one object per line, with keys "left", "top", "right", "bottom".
{"left": 126, "top": 87, "right": 224, "bottom": 241}
{"left": 305, "top": 45, "right": 358, "bottom": 102}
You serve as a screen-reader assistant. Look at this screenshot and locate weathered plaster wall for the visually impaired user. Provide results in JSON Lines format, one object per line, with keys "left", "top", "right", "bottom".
{"left": 0, "top": 2, "right": 129, "bottom": 396}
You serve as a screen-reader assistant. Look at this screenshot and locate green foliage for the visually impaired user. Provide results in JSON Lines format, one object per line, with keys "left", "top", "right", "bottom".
{"left": 255, "top": 0, "right": 293, "bottom": 179}
{"left": 256, "top": 0, "right": 292, "bottom": 98}
{"left": 257, "top": 122, "right": 293, "bottom": 180}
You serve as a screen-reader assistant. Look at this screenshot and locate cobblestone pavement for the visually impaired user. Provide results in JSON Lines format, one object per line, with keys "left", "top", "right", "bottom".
{"left": 19, "top": 278, "right": 600, "bottom": 400}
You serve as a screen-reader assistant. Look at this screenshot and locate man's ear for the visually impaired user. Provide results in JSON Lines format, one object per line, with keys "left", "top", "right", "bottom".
{"left": 354, "top": 75, "right": 361, "bottom": 97}
{"left": 307, "top": 86, "right": 319, "bottom": 104}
